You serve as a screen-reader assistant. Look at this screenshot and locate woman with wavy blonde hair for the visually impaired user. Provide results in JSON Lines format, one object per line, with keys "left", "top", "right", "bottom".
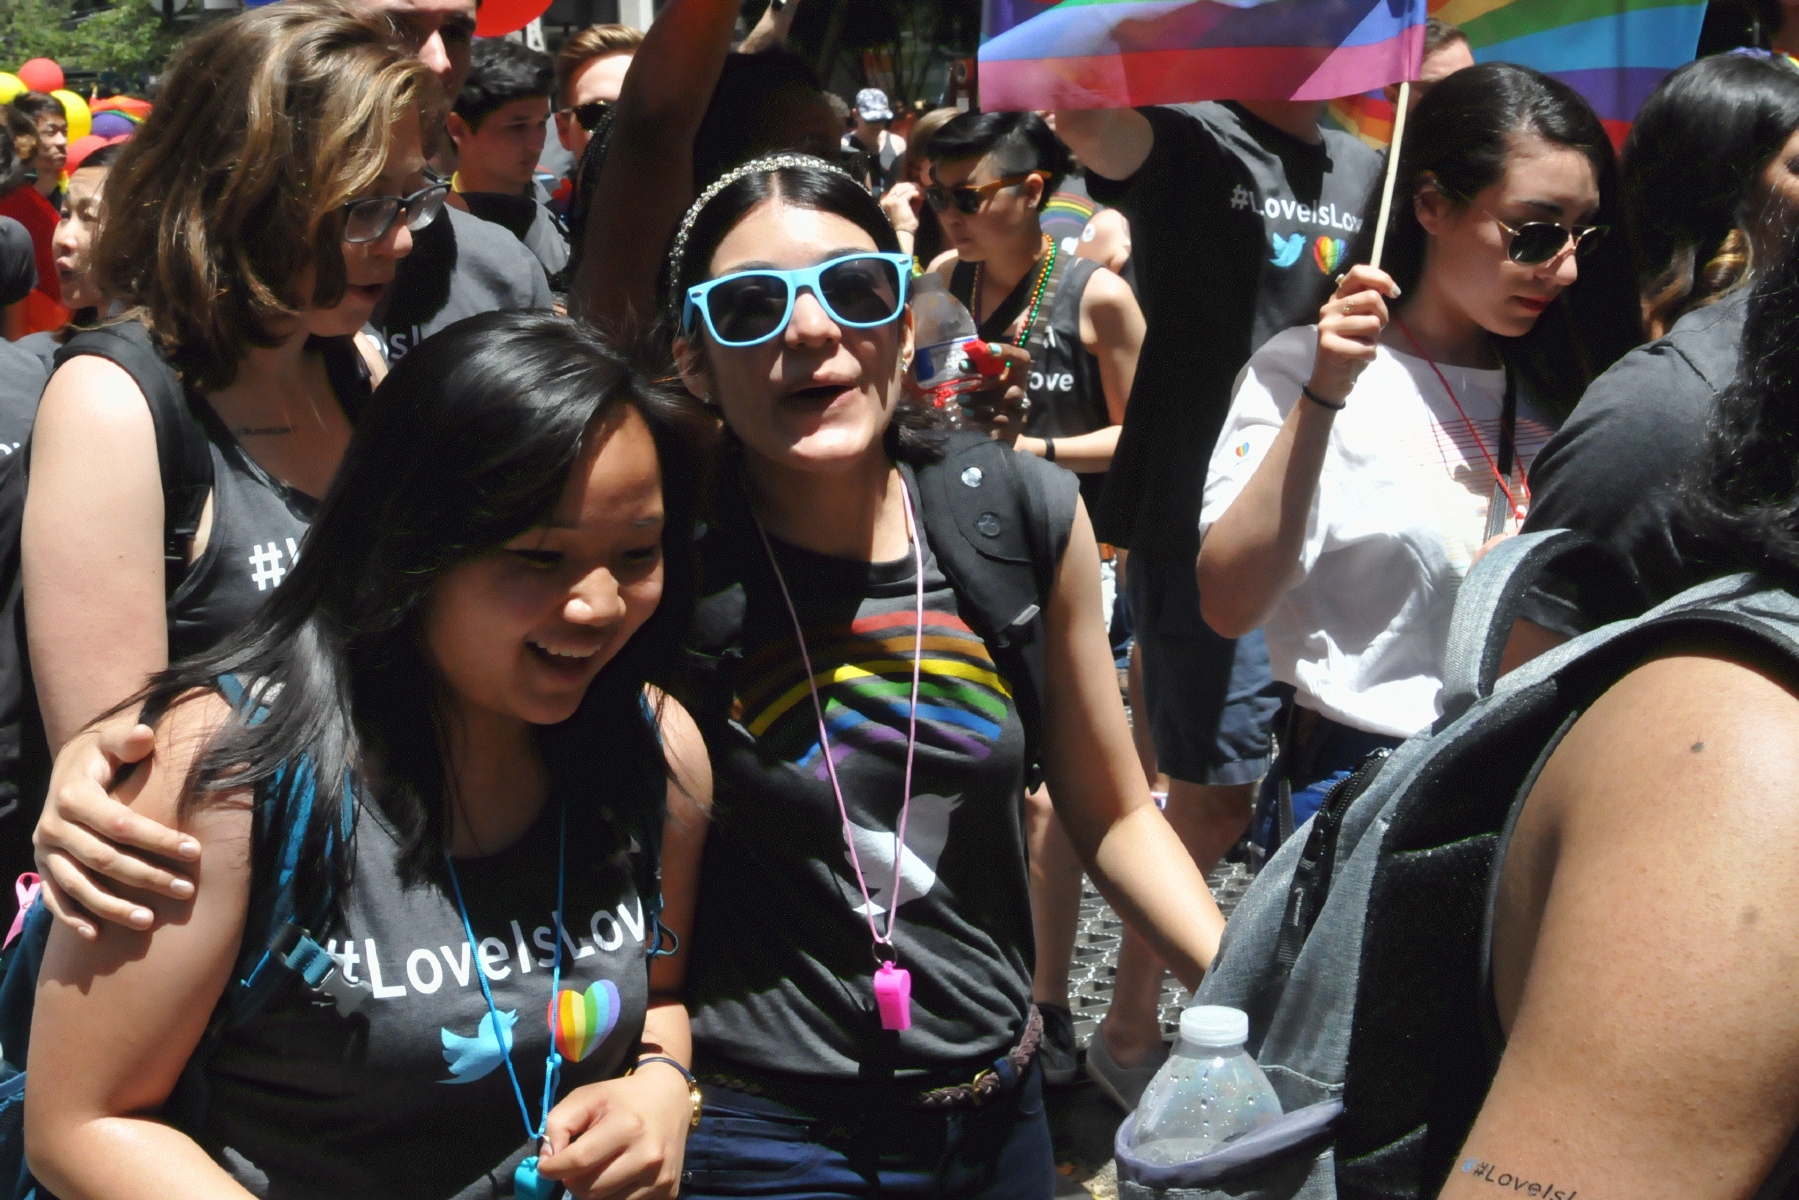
{"left": 21, "top": 0, "right": 442, "bottom": 772}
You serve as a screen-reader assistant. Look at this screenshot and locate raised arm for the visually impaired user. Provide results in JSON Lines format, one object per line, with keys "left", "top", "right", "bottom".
{"left": 570, "top": 0, "right": 739, "bottom": 347}
{"left": 23, "top": 356, "right": 176, "bottom": 752}
{"left": 25, "top": 691, "right": 256, "bottom": 1200}
{"left": 1039, "top": 498, "right": 1222, "bottom": 989}
{"left": 1051, "top": 109, "right": 1153, "bottom": 183}
{"left": 1199, "top": 264, "right": 1395, "bottom": 638}
{"left": 1444, "top": 649, "right": 1799, "bottom": 1199}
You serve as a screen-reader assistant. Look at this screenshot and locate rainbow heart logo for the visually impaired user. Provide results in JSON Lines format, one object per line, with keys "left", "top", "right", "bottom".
{"left": 1313, "top": 236, "right": 1346, "bottom": 275}
{"left": 551, "top": 980, "right": 620, "bottom": 1063}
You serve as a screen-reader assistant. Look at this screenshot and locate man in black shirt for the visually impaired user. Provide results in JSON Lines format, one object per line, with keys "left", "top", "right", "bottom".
{"left": 1057, "top": 99, "right": 1381, "bottom": 1108}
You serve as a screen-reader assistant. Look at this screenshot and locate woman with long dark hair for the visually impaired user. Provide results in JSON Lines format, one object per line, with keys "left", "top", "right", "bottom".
{"left": 1629, "top": 52, "right": 1799, "bottom": 338}
{"left": 25, "top": 311, "right": 713, "bottom": 1199}
{"left": 1197, "top": 63, "right": 1641, "bottom": 863}
{"left": 1504, "top": 53, "right": 1799, "bottom": 659}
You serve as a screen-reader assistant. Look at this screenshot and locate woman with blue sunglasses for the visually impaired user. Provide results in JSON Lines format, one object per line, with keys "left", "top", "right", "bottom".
{"left": 656, "top": 154, "right": 1222, "bottom": 1197}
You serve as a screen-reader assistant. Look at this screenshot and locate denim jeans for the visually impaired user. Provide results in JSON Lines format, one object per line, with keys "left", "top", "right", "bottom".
{"left": 679, "top": 1061, "right": 1055, "bottom": 1199}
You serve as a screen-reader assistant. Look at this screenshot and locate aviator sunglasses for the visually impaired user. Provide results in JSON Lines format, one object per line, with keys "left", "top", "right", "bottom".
{"left": 924, "top": 170, "right": 1049, "bottom": 215}
{"left": 683, "top": 252, "right": 913, "bottom": 347}
{"left": 1463, "top": 197, "right": 1609, "bottom": 266}
{"left": 558, "top": 99, "right": 613, "bottom": 132}
{"left": 340, "top": 181, "right": 450, "bottom": 245}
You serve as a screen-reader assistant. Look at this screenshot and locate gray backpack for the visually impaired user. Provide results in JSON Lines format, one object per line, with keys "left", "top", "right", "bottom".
{"left": 1116, "top": 531, "right": 1799, "bottom": 1199}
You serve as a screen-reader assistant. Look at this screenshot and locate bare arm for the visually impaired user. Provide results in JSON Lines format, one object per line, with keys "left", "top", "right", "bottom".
{"left": 1445, "top": 651, "right": 1799, "bottom": 1199}
{"left": 1051, "top": 109, "right": 1153, "bottom": 183}
{"left": 1075, "top": 208, "right": 1132, "bottom": 275}
{"left": 571, "top": 0, "right": 739, "bottom": 347}
{"left": 1018, "top": 265, "right": 1142, "bottom": 474}
{"left": 537, "top": 692, "right": 709, "bottom": 1199}
{"left": 25, "top": 692, "right": 256, "bottom": 1200}
{"left": 1040, "top": 499, "right": 1221, "bottom": 989}
{"left": 738, "top": 0, "right": 800, "bottom": 53}
{"left": 2, "top": 299, "right": 25, "bottom": 341}
{"left": 1199, "top": 264, "right": 1395, "bottom": 639}
{"left": 24, "top": 356, "right": 174, "bottom": 751}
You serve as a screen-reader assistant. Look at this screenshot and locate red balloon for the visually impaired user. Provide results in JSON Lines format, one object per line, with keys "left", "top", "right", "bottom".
{"left": 473, "top": 0, "right": 551, "bottom": 37}
{"left": 16, "top": 59, "right": 63, "bottom": 94}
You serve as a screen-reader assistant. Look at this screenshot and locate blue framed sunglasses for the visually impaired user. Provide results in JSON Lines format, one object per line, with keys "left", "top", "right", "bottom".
{"left": 684, "top": 252, "right": 913, "bottom": 347}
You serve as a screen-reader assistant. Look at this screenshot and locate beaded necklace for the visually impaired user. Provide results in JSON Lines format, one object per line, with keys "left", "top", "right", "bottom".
{"left": 973, "top": 235, "right": 1058, "bottom": 349}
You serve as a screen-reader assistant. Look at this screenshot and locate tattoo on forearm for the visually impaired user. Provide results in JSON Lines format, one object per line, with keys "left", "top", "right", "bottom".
{"left": 1461, "top": 1160, "right": 1577, "bottom": 1199}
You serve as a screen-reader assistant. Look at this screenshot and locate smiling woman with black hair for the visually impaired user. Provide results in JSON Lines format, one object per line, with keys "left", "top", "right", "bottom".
{"left": 24, "top": 310, "right": 715, "bottom": 1200}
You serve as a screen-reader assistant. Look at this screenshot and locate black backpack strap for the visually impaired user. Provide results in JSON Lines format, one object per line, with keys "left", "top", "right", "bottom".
{"left": 52, "top": 323, "right": 212, "bottom": 595}
{"left": 916, "top": 435, "right": 1078, "bottom": 785}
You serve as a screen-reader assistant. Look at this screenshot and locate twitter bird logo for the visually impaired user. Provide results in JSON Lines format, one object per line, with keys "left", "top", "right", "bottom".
{"left": 844, "top": 793, "right": 962, "bottom": 919}
{"left": 440, "top": 1008, "right": 517, "bottom": 1084}
{"left": 1270, "top": 232, "right": 1305, "bottom": 268}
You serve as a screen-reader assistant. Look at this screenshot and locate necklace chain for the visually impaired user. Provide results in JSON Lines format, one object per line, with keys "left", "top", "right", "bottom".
{"left": 1394, "top": 318, "right": 1529, "bottom": 522}
{"left": 755, "top": 475, "right": 926, "bottom": 953}
{"left": 973, "top": 235, "right": 1057, "bottom": 350}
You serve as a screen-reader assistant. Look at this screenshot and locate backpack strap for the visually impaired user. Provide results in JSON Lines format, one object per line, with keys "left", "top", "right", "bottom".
{"left": 52, "top": 324, "right": 212, "bottom": 595}
{"left": 915, "top": 434, "right": 1078, "bottom": 786}
{"left": 1438, "top": 529, "right": 1587, "bottom": 724}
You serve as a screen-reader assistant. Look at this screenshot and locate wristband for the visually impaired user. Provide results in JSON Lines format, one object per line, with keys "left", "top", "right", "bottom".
{"left": 1042, "top": 437, "right": 1056, "bottom": 463}
{"left": 1301, "top": 384, "right": 1346, "bottom": 412}
{"left": 632, "top": 1055, "right": 703, "bottom": 1129}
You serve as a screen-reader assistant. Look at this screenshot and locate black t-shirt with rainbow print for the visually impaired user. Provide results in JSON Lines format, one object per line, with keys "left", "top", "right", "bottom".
{"left": 686, "top": 464, "right": 1034, "bottom": 1081}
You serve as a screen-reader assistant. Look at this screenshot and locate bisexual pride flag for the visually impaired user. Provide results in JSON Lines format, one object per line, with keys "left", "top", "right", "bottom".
{"left": 979, "top": 0, "right": 1429, "bottom": 112}
{"left": 1329, "top": 0, "right": 1709, "bottom": 149}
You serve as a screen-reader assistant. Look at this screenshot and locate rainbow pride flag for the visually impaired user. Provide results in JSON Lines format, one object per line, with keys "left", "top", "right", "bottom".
{"left": 1329, "top": 0, "right": 1709, "bottom": 148}
{"left": 979, "top": 0, "right": 1429, "bottom": 112}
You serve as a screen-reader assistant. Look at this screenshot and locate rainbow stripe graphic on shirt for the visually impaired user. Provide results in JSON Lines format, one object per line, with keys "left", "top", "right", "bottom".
{"left": 733, "top": 610, "right": 1012, "bottom": 775}
{"left": 552, "top": 980, "right": 621, "bottom": 1063}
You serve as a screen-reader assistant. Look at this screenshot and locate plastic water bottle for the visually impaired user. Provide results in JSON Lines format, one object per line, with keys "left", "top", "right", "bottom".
{"left": 908, "top": 273, "right": 975, "bottom": 429}
{"left": 1127, "top": 1006, "right": 1283, "bottom": 1165}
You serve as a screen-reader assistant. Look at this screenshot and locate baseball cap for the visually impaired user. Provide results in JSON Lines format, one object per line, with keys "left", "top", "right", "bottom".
{"left": 855, "top": 88, "right": 893, "bottom": 122}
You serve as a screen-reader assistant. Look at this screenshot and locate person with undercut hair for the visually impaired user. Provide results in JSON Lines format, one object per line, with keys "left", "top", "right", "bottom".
{"left": 449, "top": 37, "right": 569, "bottom": 278}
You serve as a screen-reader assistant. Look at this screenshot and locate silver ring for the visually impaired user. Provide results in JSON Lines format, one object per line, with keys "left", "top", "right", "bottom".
{"left": 1018, "top": 397, "right": 1031, "bottom": 411}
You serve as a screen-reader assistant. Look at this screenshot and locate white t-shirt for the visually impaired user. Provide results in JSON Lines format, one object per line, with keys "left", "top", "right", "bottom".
{"left": 1199, "top": 327, "right": 1555, "bottom": 738}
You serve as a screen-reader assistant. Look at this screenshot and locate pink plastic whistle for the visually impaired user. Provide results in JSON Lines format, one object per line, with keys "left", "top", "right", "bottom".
{"left": 874, "top": 961, "right": 912, "bottom": 1031}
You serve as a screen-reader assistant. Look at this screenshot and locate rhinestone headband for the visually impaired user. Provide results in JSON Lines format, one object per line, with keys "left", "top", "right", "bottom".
{"left": 665, "top": 152, "right": 860, "bottom": 318}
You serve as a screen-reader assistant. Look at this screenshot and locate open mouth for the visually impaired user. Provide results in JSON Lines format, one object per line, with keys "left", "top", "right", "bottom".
{"left": 527, "top": 639, "right": 600, "bottom": 678}
{"left": 784, "top": 383, "right": 851, "bottom": 405}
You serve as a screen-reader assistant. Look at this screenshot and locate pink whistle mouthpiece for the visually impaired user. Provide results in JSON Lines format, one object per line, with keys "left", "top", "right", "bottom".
{"left": 874, "top": 961, "right": 912, "bottom": 1031}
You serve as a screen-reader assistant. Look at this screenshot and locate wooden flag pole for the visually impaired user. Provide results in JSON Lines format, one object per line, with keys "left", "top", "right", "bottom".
{"left": 1369, "top": 80, "right": 1411, "bottom": 270}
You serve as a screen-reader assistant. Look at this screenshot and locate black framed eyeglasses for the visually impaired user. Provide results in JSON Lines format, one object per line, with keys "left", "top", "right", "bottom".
{"left": 1474, "top": 202, "right": 1609, "bottom": 266}
{"left": 557, "top": 100, "right": 612, "bottom": 132}
{"left": 340, "top": 181, "right": 450, "bottom": 245}
{"left": 924, "top": 171, "right": 1049, "bottom": 215}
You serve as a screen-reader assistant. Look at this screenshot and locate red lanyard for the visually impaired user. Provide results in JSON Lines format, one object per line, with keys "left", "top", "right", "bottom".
{"left": 1394, "top": 319, "right": 1529, "bottom": 523}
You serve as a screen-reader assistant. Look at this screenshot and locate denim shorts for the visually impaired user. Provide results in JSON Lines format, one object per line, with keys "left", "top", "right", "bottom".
{"left": 1124, "top": 547, "right": 1280, "bottom": 786}
{"left": 679, "top": 1062, "right": 1054, "bottom": 1199}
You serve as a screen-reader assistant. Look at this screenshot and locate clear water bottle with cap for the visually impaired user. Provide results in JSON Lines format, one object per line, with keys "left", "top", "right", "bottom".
{"left": 908, "top": 273, "right": 974, "bottom": 429}
{"left": 1127, "top": 1005, "right": 1283, "bottom": 1165}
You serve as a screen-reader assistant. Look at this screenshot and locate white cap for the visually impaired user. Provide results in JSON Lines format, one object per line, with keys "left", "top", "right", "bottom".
{"left": 1179, "top": 1005, "right": 1250, "bottom": 1048}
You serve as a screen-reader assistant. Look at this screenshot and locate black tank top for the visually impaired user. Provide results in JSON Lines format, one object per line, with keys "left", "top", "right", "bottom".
{"left": 952, "top": 253, "right": 1111, "bottom": 513}
{"left": 168, "top": 339, "right": 368, "bottom": 660}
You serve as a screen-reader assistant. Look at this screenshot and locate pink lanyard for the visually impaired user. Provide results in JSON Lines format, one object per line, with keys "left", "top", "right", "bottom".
{"left": 755, "top": 473, "right": 925, "bottom": 1031}
{"left": 1394, "top": 319, "right": 1529, "bottom": 523}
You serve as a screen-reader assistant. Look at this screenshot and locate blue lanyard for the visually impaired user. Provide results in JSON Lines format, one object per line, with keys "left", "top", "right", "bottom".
{"left": 444, "top": 797, "right": 568, "bottom": 1148}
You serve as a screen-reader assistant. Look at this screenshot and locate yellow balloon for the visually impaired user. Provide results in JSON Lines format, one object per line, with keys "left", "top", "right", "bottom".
{"left": 0, "top": 74, "right": 23, "bottom": 105}
{"left": 51, "top": 90, "right": 90, "bottom": 141}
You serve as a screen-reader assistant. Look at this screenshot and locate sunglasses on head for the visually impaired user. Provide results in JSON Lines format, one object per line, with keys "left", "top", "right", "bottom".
{"left": 924, "top": 170, "right": 1049, "bottom": 215}
{"left": 1461, "top": 197, "right": 1609, "bottom": 265}
{"left": 558, "top": 100, "right": 613, "bottom": 132}
{"left": 340, "top": 181, "right": 449, "bottom": 245}
{"left": 683, "top": 252, "right": 913, "bottom": 347}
